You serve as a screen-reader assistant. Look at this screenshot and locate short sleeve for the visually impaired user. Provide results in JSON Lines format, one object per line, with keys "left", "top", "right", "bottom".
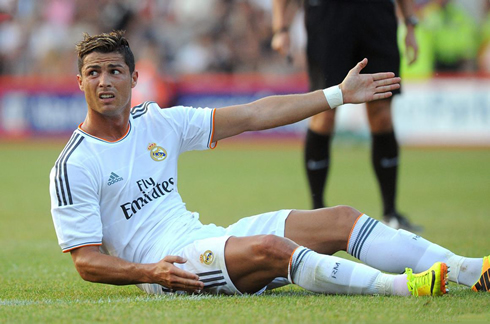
{"left": 50, "top": 161, "right": 103, "bottom": 253}
{"left": 155, "top": 105, "right": 217, "bottom": 153}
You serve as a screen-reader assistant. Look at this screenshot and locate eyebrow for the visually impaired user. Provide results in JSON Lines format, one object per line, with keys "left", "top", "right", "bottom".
{"left": 84, "top": 63, "right": 125, "bottom": 70}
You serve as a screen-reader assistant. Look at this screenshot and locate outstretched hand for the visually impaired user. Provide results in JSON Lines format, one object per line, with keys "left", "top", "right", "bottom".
{"left": 340, "top": 58, "right": 401, "bottom": 104}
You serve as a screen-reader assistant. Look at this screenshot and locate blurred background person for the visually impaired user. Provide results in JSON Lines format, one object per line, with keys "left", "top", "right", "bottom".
{"left": 421, "top": 0, "right": 479, "bottom": 72}
{"left": 271, "top": 0, "right": 423, "bottom": 231}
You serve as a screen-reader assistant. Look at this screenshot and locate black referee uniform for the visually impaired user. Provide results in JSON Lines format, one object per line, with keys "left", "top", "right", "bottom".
{"left": 304, "top": 0, "right": 401, "bottom": 93}
{"left": 301, "top": 0, "right": 421, "bottom": 231}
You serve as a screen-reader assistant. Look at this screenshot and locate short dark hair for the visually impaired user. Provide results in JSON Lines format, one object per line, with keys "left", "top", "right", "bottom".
{"left": 76, "top": 30, "right": 135, "bottom": 74}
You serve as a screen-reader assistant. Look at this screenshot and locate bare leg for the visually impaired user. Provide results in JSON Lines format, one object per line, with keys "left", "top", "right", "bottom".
{"left": 223, "top": 232, "right": 394, "bottom": 296}
{"left": 309, "top": 109, "right": 336, "bottom": 134}
{"left": 366, "top": 98, "right": 393, "bottom": 133}
{"left": 223, "top": 206, "right": 361, "bottom": 294}
{"left": 224, "top": 235, "right": 297, "bottom": 293}
{"left": 285, "top": 205, "right": 361, "bottom": 255}
{"left": 223, "top": 208, "right": 453, "bottom": 296}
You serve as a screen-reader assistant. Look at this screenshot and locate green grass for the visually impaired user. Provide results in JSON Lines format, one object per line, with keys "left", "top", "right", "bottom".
{"left": 0, "top": 139, "right": 489, "bottom": 323}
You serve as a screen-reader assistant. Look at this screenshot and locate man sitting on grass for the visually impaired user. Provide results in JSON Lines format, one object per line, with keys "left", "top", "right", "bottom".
{"left": 50, "top": 31, "right": 489, "bottom": 297}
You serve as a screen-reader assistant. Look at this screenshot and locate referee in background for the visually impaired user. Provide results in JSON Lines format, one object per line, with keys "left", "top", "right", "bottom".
{"left": 271, "top": 0, "right": 422, "bottom": 231}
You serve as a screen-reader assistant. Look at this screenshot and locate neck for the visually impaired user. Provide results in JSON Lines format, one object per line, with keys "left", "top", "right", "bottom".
{"left": 80, "top": 113, "right": 130, "bottom": 142}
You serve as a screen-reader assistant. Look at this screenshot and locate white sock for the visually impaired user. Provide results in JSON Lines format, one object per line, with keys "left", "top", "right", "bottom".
{"left": 288, "top": 246, "right": 405, "bottom": 295}
{"left": 392, "top": 274, "right": 411, "bottom": 296}
{"left": 447, "top": 255, "right": 483, "bottom": 286}
{"left": 347, "top": 214, "right": 483, "bottom": 287}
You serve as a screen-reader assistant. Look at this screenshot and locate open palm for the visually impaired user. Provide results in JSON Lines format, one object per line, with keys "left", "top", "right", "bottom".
{"left": 340, "top": 58, "right": 401, "bottom": 104}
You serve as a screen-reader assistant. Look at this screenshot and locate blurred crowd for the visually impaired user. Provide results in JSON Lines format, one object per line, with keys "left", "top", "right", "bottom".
{"left": 1, "top": 0, "right": 490, "bottom": 78}
{"left": 0, "top": 0, "right": 290, "bottom": 78}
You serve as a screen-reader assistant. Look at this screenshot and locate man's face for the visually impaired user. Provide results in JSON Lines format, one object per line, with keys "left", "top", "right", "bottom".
{"left": 77, "top": 51, "right": 138, "bottom": 117}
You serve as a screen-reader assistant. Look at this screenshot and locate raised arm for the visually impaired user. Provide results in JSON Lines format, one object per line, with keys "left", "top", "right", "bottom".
{"left": 70, "top": 246, "right": 204, "bottom": 293}
{"left": 213, "top": 58, "right": 401, "bottom": 141}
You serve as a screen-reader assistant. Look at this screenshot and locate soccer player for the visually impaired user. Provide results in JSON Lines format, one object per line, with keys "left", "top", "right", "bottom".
{"left": 50, "top": 31, "right": 489, "bottom": 297}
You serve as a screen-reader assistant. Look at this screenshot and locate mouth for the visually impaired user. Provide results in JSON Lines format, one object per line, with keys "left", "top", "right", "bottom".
{"left": 99, "top": 93, "right": 115, "bottom": 100}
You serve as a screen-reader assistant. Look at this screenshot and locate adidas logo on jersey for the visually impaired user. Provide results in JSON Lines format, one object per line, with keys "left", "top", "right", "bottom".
{"left": 108, "top": 172, "right": 124, "bottom": 186}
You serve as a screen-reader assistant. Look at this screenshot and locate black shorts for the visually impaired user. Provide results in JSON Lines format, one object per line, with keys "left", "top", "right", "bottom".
{"left": 304, "top": 0, "right": 401, "bottom": 95}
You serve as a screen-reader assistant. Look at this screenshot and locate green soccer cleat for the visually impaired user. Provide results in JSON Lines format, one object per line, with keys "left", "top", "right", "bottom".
{"left": 472, "top": 255, "right": 490, "bottom": 292}
{"left": 405, "top": 262, "right": 448, "bottom": 297}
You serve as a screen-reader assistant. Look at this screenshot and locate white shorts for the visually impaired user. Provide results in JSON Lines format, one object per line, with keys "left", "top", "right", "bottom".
{"left": 137, "top": 209, "right": 292, "bottom": 295}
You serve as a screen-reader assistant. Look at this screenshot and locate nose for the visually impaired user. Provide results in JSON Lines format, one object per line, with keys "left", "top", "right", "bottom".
{"left": 99, "top": 71, "right": 112, "bottom": 88}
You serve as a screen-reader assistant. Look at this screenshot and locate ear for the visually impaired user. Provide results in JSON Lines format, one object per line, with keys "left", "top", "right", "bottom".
{"left": 131, "top": 71, "right": 138, "bottom": 88}
{"left": 77, "top": 74, "right": 84, "bottom": 91}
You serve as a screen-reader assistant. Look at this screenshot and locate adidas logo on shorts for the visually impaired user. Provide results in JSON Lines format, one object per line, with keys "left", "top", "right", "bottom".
{"left": 108, "top": 172, "right": 124, "bottom": 186}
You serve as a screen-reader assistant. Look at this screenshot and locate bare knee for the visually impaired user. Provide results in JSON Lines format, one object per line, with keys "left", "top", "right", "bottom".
{"left": 321, "top": 205, "right": 360, "bottom": 240}
{"left": 225, "top": 235, "right": 295, "bottom": 291}
{"left": 309, "top": 110, "right": 336, "bottom": 134}
{"left": 250, "top": 235, "right": 295, "bottom": 266}
{"left": 327, "top": 205, "right": 361, "bottom": 221}
{"left": 367, "top": 99, "right": 393, "bottom": 132}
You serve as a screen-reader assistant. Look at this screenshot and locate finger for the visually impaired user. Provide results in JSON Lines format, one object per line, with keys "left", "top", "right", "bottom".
{"left": 163, "top": 255, "right": 188, "bottom": 264}
{"left": 352, "top": 58, "right": 368, "bottom": 74}
{"left": 372, "top": 72, "right": 396, "bottom": 81}
{"left": 172, "top": 267, "right": 201, "bottom": 281}
{"left": 411, "top": 48, "right": 419, "bottom": 65}
{"left": 161, "top": 255, "right": 201, "bottom": 280}
{"left": 174, "top": 278, "right": 204, "bottom": 292}
{"left": 407, "top": 52, "right": 416, "bottom": 66}
{"left": 374, "top": 84, "right": 400, "bottom": 93}
{"left": 374, "top": 77, "right": 401, "bottom": 87}
{"left": 163, "top": 268, "right": 204, "bottom": 292}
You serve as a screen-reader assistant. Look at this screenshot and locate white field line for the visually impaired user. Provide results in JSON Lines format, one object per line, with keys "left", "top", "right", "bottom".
{"left": 0, "top": 294, "right": 222, "bottom": 306}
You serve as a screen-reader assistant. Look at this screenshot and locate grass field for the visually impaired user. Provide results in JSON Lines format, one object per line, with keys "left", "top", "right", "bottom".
{"left": 0, "top": 138, "right": 489, "bottom": 323}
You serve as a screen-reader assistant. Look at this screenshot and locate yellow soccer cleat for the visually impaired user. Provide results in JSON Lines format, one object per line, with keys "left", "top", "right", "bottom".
{"left": 405, "top": 262, "right": 448, "bottom": 296}
{"left": 472, "top": 255, "right": 490, "bottom": 292}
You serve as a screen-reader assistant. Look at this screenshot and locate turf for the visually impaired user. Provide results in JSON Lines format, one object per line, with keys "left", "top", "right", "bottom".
{"left": 0, "top": 138, "right": 489, "bottom": 323}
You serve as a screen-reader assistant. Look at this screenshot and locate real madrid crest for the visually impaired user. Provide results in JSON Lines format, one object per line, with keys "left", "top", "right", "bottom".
{"left": 148, "top": 143, "right": 167, "bottom": 162}
{"left": 199, "top": 250, "right": 214, "bottom": 265}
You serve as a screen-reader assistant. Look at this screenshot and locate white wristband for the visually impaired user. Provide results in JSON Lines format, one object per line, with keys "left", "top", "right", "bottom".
{"left": 323, "top": 85, "right": 343, "bottom": 109}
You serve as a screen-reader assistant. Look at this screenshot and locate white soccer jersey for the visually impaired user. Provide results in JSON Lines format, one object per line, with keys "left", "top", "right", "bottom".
{"left": 49, "top": 102, "right": 217, "bottom": 264}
